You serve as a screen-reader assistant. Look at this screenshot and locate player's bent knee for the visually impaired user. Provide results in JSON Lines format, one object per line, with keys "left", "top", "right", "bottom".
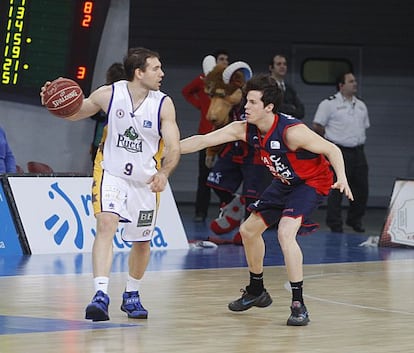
{"left": 239, "top": 222, "right": 260, "bottom": 241}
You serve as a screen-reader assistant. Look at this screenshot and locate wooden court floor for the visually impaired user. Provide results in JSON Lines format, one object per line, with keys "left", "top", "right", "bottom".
{"left": 1, "top": 206, "right": 414, "bottom": 353}
{"left": 1, "top": 259, "right": 414, "bottom": 353}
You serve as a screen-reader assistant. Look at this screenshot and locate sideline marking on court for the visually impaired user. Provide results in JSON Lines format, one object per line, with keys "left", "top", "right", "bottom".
{"left": 0, "top": 315, "right": 140, "bottom": 335}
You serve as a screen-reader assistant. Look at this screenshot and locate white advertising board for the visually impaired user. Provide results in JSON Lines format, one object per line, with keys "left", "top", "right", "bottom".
{"left": 379, "top": 179, "right": 414, "bottom": 247}
{"left": 8, "top": 177, "right": 188, "bottom": 254}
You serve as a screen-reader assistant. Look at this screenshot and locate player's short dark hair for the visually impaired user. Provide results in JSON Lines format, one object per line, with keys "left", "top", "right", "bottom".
{"left": 245, "top": 73, "right": 283, "bottom": 113}
{"left": 123, "top": 47, "right": 160, "bottom": 81}
{"left": 105, "top": 62, "right": 126, "bottom": 84}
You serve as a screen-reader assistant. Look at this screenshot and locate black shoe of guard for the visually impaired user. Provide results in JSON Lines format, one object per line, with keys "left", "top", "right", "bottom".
{"left": 228, "top": 288, "right": 273, "bottom": 312}
{"left": 287, "top": 301, "right": 310, "bottom": 326}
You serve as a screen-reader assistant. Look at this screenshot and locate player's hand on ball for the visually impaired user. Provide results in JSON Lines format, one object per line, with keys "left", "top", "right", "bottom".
{"left": 40, "top": 80, "right": 53, "bottom": 105}
{"left": 41, "top": 77, "right": 83, "bottom": 118}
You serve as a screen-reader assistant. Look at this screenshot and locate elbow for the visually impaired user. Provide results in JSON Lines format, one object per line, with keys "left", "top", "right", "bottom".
{"left": 327, "top": 143, "right": 342, "bottom": 160}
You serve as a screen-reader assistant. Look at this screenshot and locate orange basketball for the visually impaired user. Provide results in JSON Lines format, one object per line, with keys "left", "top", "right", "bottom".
{"left": 43, "top": 77, "right": 83, "bottom": 118}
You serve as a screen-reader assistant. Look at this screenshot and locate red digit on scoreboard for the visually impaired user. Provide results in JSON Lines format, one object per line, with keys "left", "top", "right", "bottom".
{"left": 81, "top": 1, "right": 93, "bottom": 28}
{"left": 77, "top": 66, "right": 87, "bottom": 80}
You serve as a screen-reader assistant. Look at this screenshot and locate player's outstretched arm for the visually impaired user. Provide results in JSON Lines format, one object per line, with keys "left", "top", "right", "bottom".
{"left": 40, "top": 81, "right": 111, "bottom": 121}
{"left": 64, "top": 85, "right": 112, "bottom": 121}
{"left": 180, "top": 120, "right": 246, "bottom": 154}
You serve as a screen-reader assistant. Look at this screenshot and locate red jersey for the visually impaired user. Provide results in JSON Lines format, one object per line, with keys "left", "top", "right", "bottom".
{"left": 246, "top": 113, "right": 334, "bottom": 195}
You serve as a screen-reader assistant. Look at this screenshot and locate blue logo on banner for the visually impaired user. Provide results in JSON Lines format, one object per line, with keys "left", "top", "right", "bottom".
{"left": 43, "top": 182, "right": 167, "bottom": 250}
{"left": 44, "top": 182, "right": 85, "bottom": 248}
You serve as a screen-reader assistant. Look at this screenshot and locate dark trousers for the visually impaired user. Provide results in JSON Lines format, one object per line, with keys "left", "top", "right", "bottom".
{"left": 326, "top": 145, "right": 369, "bottom": 228}
{"left": 195, "top": 149, "right": 211, "bottom": 217}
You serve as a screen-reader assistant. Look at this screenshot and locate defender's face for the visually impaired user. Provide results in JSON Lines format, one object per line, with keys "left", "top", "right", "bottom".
{"left": 244, "top": 90, "right": 266, "bottom": 123}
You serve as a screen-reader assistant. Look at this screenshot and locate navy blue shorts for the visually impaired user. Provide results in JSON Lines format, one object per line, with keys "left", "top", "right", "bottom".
{"left": 248, "top": 180, "right": 327, "bottom": 235}
{"left": 206, "top": 152, "right": 271, "bottom": 199}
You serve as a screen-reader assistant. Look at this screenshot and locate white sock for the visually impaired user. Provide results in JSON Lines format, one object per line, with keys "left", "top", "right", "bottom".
{"left": 94, "top": 276, "right": 109, "bottom": 294}
{"left": 126, "top": 274, "right": 141, "bottom": 292}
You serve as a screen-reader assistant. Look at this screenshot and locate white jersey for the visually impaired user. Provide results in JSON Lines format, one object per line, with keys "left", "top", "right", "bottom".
{"left": 102, "top": 80, "right": 167, "bottom": 183}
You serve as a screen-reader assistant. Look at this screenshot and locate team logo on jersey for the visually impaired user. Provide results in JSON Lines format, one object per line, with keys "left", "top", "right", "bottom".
{"left": 142, "top": 229, "right": 152, "bottom": 237}
{"left": 117, "top": 126, "right": 143, "bottom": 153}
{"left": 270, "top": 140, "right": 281, "bottom": 149}
{"left": 116, "top": 109, "right": 125, "bottom": 118}
{"left": 143, "top": 120, "right": 152, "bottom": 128}
{"left": 207, "top": 171, "right": 222, "bottom": 184}
{"left": 137, "top": 210, "right": 154, "bottom": 227}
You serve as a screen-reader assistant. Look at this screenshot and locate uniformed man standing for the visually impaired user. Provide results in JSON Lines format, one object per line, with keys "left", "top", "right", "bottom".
{"left": 313, "top": 72, "right": 370, "bottom": 233}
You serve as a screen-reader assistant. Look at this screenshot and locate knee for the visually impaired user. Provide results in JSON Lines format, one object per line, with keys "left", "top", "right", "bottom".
{"left": 277, "top": 228, "right": 295, "bottom": 249}
{"left": 96, "top": 213, "right": 118, "bottom": 237}
{"left": 239, "top": 221, "right": 258, "bottom": 241}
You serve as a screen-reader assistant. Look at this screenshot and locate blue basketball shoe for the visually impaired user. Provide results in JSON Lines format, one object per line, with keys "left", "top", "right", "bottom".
{"left": 85, "top": 290, "right": 110, "bottom": 321}
{"left": 121, "top": 291, "right": 148, "bottom": 319}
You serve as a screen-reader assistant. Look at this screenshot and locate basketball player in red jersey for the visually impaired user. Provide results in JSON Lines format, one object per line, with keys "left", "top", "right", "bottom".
{"left": 181, "top": 73, "right": 353, "bottom": 326}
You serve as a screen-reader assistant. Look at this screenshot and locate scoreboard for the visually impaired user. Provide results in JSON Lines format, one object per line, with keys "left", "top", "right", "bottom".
{"left": 0, "top": 0, "right": 110, "bottom": 104}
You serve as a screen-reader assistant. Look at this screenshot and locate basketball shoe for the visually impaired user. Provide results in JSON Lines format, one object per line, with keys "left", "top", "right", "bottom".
{"left": 228, "top": 288, "right": 273, "bottom": 311}
{"left": 287, "top": 301, "right": 310, "bottom": 326}
{"left": 210, "top": 195, "right": 245, "bottom": 234}
{"left": 121, "top": 291, "right": 148, "bottom": 319}
{"left": 85, "top": 290, "right": 110, "bottom": 321}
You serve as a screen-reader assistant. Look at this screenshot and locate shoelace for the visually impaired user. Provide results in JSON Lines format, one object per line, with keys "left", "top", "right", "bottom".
{"left": 238, "top": 288, "right": 256, "bottom": 300}
{"left": 125, "top": 296, "right": 144, "bottom": 310}
{"left": 93, "top": 294, "right": 107, "bottom": 303}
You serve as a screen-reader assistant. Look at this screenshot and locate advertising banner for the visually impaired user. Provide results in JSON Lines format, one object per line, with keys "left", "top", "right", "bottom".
{"left": 0, "top": 182, "right": 23, "bottom": 255}
{"left": 8, "top": 177, "right": 188, "bottom": 254}
{"left": 379, "top": 179, "right": 414, "bottom": 247}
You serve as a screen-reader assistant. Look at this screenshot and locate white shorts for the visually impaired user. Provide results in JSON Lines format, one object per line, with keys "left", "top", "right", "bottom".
{"left": 92, "top": 170, "right": 159, "bottom": 242}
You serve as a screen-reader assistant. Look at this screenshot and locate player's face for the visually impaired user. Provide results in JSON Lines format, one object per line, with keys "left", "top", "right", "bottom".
{"left": 141, "top": 57, "right": 164, "bottom": 90}
{"left": 244, "top": 90, "right": 266, "bottom": 123}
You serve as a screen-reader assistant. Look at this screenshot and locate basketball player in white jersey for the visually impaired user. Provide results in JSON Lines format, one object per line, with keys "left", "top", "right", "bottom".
{"left": 40, "top": 47, "right": 181, "bottom": 321}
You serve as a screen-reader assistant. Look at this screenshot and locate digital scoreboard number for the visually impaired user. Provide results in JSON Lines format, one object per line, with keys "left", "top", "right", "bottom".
{"left": 0, "top": 0, "right": 110, "bottom": 104}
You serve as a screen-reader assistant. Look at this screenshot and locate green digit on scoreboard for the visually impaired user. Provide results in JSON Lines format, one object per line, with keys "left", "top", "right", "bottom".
{"left": 0, "top": 0, "right": 110, "bottom": 104}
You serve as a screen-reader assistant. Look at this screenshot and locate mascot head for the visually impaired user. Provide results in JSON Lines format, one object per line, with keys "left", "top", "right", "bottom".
{"left": 202, "top": 55, "right": 252, "bottom": 128}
